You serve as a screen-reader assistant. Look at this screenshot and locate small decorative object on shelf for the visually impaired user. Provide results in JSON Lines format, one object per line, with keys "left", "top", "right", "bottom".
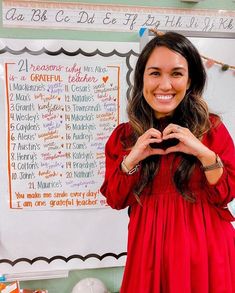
{"left": 71, "top": 278, "right": 110, "bottom": 293}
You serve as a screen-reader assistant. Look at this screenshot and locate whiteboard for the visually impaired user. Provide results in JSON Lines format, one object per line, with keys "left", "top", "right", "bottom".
{"left": 190, "top": 37, "right": 235, "bottom": 138}
{"left": 0, "top": 36, "right": 234, "bottom": 279}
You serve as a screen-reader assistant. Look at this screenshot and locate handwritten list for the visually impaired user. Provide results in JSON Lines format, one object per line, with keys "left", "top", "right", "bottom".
{"left": 5, "top": 58, "right": 120, "bottom": 210}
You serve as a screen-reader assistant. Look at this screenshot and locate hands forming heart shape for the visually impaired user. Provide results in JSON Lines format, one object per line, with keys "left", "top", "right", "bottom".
{"left": 128, "top": 122, "right": 209, "bottom": 166}
{"left": 150, "top": 137, "right": 179, "bottom": 150}
{"left": 150, "top": 121, "right": 180, "bottom": 150}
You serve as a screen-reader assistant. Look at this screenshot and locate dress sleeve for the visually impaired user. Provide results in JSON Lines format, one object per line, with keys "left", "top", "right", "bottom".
{"left": 202, "top": 116, "right": 235, "bottom": 221}
{"left": 100, "top": 123, "right": 141, "bottom": 210}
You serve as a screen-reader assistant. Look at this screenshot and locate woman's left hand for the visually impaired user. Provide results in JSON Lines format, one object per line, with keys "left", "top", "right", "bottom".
{"left": 163, "top": 124, "right": 224, "bottom": 185}
{"left": 162, "top": 123, "right": 210, "bottom": 159}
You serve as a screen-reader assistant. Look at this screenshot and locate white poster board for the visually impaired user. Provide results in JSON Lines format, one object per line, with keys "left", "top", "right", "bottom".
{"left": 0, "top": 39, "right": 138, "bottom": 278}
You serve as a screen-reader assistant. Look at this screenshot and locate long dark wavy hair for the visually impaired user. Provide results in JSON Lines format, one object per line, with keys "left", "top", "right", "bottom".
{"left": 126, "top": 31, "right": 212, "bottom": 202}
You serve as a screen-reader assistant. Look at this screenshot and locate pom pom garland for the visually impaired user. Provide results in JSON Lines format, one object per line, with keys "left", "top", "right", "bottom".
{"left": 150, "top": 28, "right": 235, "bottom": 74}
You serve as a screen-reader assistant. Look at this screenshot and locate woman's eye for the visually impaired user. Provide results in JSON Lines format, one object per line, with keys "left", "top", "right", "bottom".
{"left": 150, "top": 71, "right": 160, "bottom": 76}
{"left": 172, "top": 72, "right": 183, "bottom": 76}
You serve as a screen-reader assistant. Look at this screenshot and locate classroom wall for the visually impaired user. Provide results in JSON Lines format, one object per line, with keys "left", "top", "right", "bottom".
{"left": 0, "top": 0, "right": 234, "bottom": 292}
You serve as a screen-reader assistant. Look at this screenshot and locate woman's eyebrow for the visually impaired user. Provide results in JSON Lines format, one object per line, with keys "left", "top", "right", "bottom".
{"left": 146, "top": 66, "right": 187, "bottom": 71}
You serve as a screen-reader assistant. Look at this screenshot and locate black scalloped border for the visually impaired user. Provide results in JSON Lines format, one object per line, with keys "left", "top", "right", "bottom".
{"left": 0, "top": 252, "right": 127, "bottom": 266}
{"left": 0, "top": 46, "right": 139, "bottom": 98}
{"left": 0, "top": 46, "right": 137, "bottom": 266}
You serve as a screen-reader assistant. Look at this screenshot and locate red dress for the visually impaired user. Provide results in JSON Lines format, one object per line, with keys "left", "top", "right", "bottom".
{"left": 100, "top": 116, "right": 235, "bottom": 293}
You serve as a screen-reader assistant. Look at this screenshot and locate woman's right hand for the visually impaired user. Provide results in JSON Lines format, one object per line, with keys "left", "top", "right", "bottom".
{"left": 123, "top": 128, "right": 166, "bottom": 170}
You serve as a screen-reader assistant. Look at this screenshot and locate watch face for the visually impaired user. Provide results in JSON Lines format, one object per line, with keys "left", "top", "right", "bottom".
{"left": 216, "top": 155, "right": 223, "bottom": 167}
{"left": 202, "top": 155, "right": 223, "bottom": 171}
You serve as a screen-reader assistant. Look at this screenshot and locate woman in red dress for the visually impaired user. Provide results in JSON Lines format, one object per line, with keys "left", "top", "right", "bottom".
{"left": 101, "top": 31, "right": 235, "bottom": 293}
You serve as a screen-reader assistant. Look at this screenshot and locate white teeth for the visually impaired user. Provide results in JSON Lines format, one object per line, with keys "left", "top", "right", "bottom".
{"left": 156, "top": 95, "right": 173, "bottom": 100}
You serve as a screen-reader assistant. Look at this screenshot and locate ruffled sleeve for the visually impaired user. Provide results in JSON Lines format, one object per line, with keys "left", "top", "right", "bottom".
{"left": 100, "top": 123, "right": 141, "bottom": 210}
{"left": 202, "top": 115, "right": 235, "bottom": 221}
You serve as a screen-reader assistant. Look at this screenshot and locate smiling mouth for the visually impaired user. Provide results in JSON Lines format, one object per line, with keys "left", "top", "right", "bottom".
{"left": 155, "top": 95, "right": 174, "bottom": 100}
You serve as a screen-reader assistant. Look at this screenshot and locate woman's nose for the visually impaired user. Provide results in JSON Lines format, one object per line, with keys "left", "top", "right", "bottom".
{"left": 158, "top": 76, "right": 172, "bottom": 90}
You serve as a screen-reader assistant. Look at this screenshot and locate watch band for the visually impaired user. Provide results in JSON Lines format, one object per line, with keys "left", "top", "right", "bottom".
{"left": 201, "top": 154, "right": 223, "bottom": 172}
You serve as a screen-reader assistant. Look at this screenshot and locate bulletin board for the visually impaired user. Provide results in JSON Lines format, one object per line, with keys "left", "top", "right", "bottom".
{"left": 0, "top": 34, "right": 234, "bottom": 279}
{"left": 0, "top": 39, "right": 139, "bottom": 277}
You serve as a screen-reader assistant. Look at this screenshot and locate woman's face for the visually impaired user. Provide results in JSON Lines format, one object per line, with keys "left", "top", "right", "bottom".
{"left": 143, "top": 46, "right": 190, "bottom": 119}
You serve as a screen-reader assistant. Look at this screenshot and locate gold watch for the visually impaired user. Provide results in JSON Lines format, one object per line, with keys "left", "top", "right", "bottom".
{"left": 202, "top": 154, "right": 223, "bottom": 172}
